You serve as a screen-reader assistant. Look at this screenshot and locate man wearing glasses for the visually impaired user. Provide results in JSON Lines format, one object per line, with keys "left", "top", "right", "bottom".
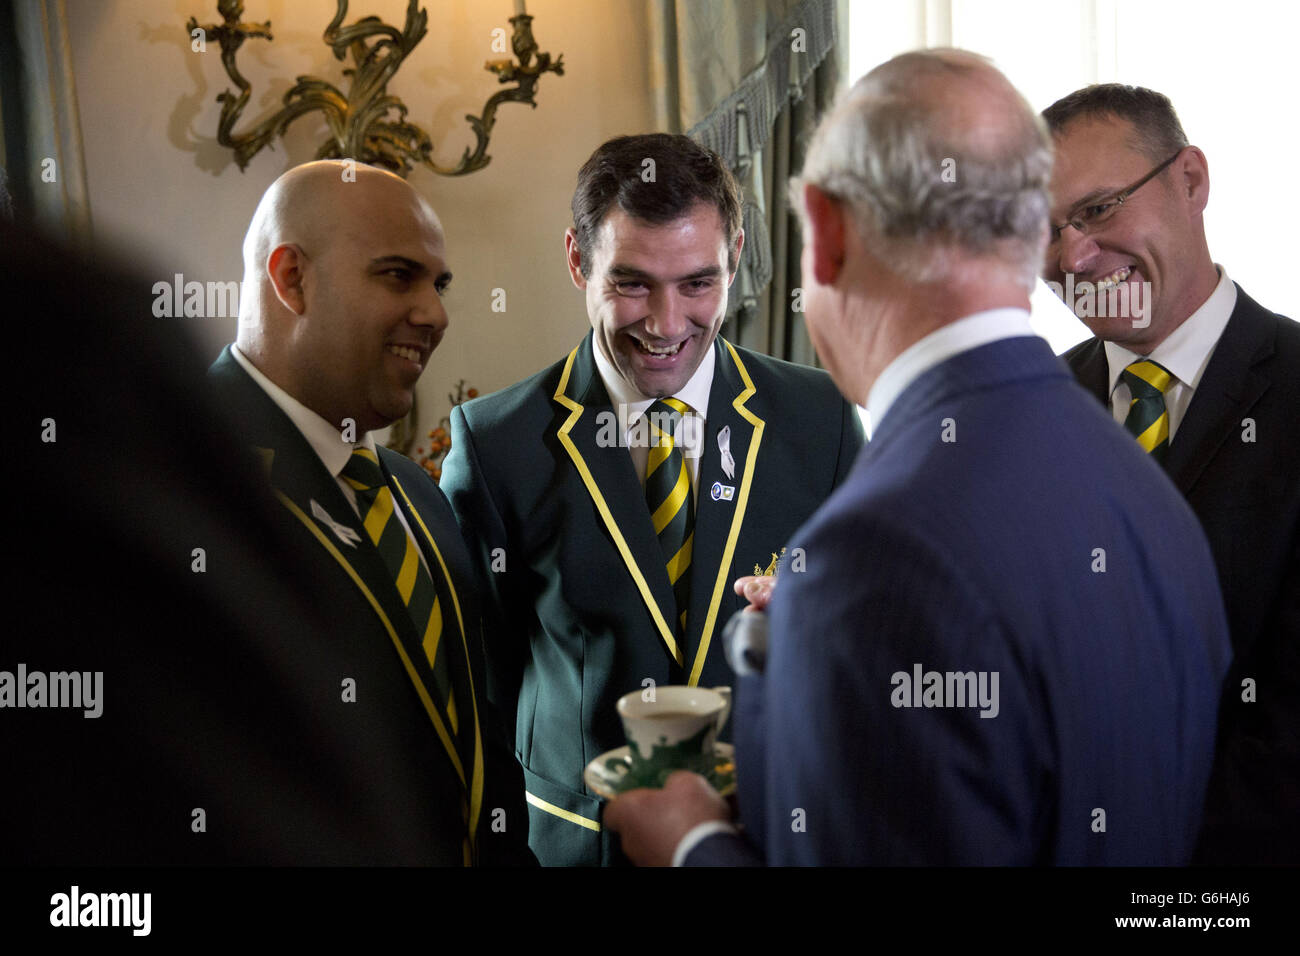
{"left": 1043, "top": 84, "right": 1300, "bottom": 863}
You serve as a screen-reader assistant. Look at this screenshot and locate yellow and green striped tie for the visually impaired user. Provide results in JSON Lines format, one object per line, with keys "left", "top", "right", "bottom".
{"left": 341, "top": 448, "right": 474, "bottom": 795}
{"left": 644, "top": 399, "right": 694, "bottom": 636}
{"left": 1121, "top": 359, "right": 1175, "bottom": 463}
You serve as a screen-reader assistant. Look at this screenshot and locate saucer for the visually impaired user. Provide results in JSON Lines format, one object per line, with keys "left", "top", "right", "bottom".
{"left": 584, "top": 743, "right": 736, "bottom": 800}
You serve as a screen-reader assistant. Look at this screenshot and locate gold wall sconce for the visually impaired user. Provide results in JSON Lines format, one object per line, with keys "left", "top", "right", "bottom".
{"left": 185, "top": 0, "right": 564, "bottom": 177}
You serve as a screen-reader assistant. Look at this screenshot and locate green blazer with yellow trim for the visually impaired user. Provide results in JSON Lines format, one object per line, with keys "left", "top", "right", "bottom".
{"left": 441, "top": 334, "right": 865, "bottom": 865}
{"left": 209, "top": 347, "right": 534, "bottom": 865}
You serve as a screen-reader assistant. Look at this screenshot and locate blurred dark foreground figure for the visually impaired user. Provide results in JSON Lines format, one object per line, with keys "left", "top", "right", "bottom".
{"left": 2, "top": 203, "right": 527, "bottom": 864}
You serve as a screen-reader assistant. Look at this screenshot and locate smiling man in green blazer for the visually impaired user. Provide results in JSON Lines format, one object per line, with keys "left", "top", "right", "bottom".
{"left": 208, "top": 160, "right": 532, "bottom": 865}
{"left": 441, "top": 134, "right": 865, "bottom": 866}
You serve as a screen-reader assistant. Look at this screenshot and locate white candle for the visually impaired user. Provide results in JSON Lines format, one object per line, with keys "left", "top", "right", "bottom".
{"left": 513, "top": 0, "right": 527, "bottom": 16}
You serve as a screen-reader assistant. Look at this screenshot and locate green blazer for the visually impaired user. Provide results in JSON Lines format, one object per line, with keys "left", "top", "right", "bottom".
{"left": 209, "top": 348, "right": 533, "bottom": 865}
{"left": 441, "top": 334, "right": 865, "bottom": 865}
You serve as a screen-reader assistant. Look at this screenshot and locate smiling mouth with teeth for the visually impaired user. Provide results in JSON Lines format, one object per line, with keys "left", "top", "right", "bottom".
{"left": 633, "top": 338, "right": 686, "bottom": 357}
{"left": 386, "top": 344, "right": 423, "bottom": 364}
{"left": 1095, "top": 265, "right": 1133, "bottom": 291}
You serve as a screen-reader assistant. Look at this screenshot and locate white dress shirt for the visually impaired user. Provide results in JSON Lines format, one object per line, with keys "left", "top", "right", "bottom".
{"left": 1102, "top": 266, "right": 1236, "bottom": 441}
{"left": 592, "top": 338, "right": 716, "bottom": 504}
{"left": 672, "top": 819, "right": 742, "bottom": 867}
{"left": 231, "top": 344, "right": 426, "bottom": 567}
{"left": 866, "top": 308, "right": 1037, "bottom": 437}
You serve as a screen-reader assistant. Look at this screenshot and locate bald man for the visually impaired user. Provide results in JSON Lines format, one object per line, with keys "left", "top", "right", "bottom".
{"left": 208, "top": 161, "right": 533, "bottom": 865}
{"left": 606, "top": 51, "right": 1228, "bottom": 866}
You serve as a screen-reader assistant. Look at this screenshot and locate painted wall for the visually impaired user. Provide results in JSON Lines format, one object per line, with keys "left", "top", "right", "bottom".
{"left": 67, "top": 0, "right": 657, "bottom": 436}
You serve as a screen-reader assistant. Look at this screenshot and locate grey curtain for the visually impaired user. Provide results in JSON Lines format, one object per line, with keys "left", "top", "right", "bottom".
{"left": 0, "top": 0, "right": 93, "bottom": 242}
{"left": 647, "top": 0, "right": 844, "bottom": 364}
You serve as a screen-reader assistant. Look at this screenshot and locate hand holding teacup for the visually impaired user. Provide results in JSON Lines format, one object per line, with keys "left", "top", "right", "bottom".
{"left": 605, "top": 769, "right": 732, "bottom": 867}
{"left": 605, "top": 685, "right": 736, "bottom": 866}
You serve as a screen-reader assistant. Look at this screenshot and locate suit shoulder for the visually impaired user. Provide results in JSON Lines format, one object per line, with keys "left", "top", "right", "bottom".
{"left": 1230, "top": 286, "right": 1300, "bottom": 387}
{"left": 1269, "top": 309, "right": 1300, "bottom": 359}
{"left": 1235, "top": 283, "right": 1293, "bottom": 323}
{"left": 1060, "top": 335, "right": 1101, "bottom": 367}
{"left": 379, "top": 447, "right": 451, "bottom": 508}
{"left": 456, "top": 354, "right": 569, "bottom": 433}
{"left": 1265, "top": 313, "right": 1300, "bottom": 410}
{"left": 379, "top": 444, "right": 432, "bottom": 483}
{"left": 206, "top": 346, "right": 251, "bottom": 400}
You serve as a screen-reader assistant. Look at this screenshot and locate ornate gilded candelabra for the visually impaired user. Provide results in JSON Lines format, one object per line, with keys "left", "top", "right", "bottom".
{"left": 186, "top": 0, "right": 564, "bottom": 177}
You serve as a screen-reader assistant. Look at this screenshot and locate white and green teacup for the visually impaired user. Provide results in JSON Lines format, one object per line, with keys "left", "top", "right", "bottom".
{"left": 615, "top": 685, "right": 731, "bottom": 783}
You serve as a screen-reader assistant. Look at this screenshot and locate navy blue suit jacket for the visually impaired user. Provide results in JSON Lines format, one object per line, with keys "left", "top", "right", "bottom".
{"left": 687, "top": 335, "right": 1231, "bottom": 865}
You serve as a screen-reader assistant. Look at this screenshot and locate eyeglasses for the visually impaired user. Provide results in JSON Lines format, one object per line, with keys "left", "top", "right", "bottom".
{"left": 1049, "top": 150, "right": 1182, "bottom": 244}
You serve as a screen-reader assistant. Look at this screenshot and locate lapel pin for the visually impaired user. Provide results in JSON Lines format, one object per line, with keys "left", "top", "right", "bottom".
{"left": 311, "top": 499, "right": 361, "bottom": 548}
{"left": 718, "top": 425, "right": 735, "bottom": 480}
{"left": 753, "top": 547, "right": 786, "bottom": 576}
{"left": 710, "top": 481, "right": 735, "bottom": 502}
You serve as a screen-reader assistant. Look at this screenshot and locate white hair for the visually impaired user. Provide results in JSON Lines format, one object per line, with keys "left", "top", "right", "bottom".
{"left": 794, "top": 50, "right": 1053, "bottom": 290}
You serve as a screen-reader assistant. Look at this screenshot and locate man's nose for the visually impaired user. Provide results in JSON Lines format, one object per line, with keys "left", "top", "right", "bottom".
{"left": 409, "top": 285, "right": 450, "bottom": 336}
{"left": 643, "top": 289, "right": 689, "bottom": 339}
{"left": 1057, "top": 224, "right": 1099, "bottom": 277}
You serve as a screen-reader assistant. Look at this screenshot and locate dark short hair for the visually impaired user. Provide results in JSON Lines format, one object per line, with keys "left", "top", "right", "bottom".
{"left": 570, "top": 133, "right": 743, "bottom": 277}
{"left": 1042, "top": 84, "right": 1189, "bottom": 162}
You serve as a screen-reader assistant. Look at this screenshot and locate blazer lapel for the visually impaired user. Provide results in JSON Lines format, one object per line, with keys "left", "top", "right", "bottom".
{"left": 1165, "top": 292, "right": 1274, "bottom": 496}
{"left": 552, "top": 336, "right": 683, "bottom": 668}
{"left": 683, "top": 339, "right": 765, "bottom": 686}
{"left": 1070, "top": 338, "right": 1111, "bottom": 406}
{"left": 386, "top": 463, "right": 485, "bottom": 857}
{"left": 212, "top": 353, "right": 407, "bottom": 626}
{"left": 262, "top": 434, "right": 421, "bottom": 655}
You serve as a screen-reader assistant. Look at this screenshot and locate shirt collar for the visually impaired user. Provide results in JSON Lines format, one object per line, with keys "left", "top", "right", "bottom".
{"left": 230, "top": 344, "right": 376, "bottom": 478}
{"left": 1104, "top": 265, "right": 1236, "bottom": 397}
{"left": 867, "top": 307, "right": 1035, "bottom": 436}
{"left": 592, "top": 334, "right": 717, "bottom": 432}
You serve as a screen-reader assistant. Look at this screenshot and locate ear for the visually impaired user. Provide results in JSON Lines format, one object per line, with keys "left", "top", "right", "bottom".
{"left": 726, "top": 228, "right": 746, "bottom": 286}
{"left": 564, "top": 228, "right": 588, "bottom": 290}
{"left": 802, "top": 184, "right": 846, "bottom": 286}
{"left": 267, "top": 243, "right": 308, "bottom": 316}
{"left": 1177, "top": 146, "right": 1210, "bottom": 217}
